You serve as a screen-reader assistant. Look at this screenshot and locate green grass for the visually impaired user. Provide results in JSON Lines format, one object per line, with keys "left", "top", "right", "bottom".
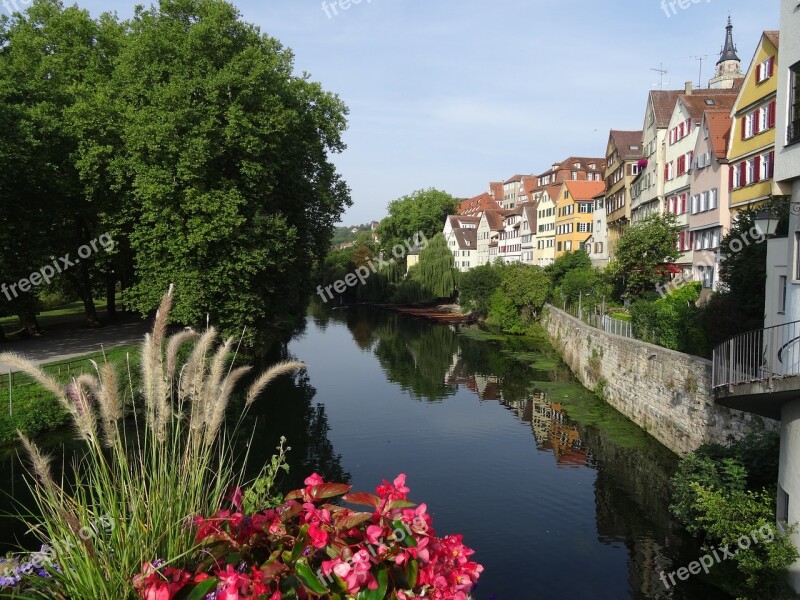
{"left": 0, "top": 294, "right": 123, "bottom": 335}
{"left": 610, "top": 312, "right": 631, "bottom": 322}
{"left": 0, "top": 345, "right": 140, "bottom": 445}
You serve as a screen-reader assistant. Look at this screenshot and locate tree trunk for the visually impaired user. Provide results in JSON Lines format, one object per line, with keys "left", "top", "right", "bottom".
{"left": 18, "top": 310, "right": 40, "bottom": 337}
{"left": 77, "top": 262, "right": 100, "bottom": 327}
{"left": 106, "top": 275, "right": 117, "bottom": 319}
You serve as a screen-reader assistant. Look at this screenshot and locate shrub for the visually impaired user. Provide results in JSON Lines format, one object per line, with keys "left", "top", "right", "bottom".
{"left": 458, "top": 263, "right": 501, "bottom": 315}
{"left": 0, "top": 292, "right": 304, "bottom": 599}
{"left": 693, "top": 485, "right": 798, "bottom": 596}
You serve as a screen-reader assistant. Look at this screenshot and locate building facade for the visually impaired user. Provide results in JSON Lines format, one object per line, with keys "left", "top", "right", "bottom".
{"left": 604, "top": 130, "right": 643, "bottom": 257}
{"left": 728, "top": 31, "right": 780, "bottom": 215}
{"left": 554, "top": 180, "right": 606, "bottom": 258}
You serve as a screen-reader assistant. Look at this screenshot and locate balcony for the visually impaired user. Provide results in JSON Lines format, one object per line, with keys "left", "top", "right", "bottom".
{"left": 712, "top": 320, "right": 800, "bottom": 419}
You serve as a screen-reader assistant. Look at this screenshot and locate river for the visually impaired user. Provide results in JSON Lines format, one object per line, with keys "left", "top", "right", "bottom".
{"left": 0, "top": 305, "right": 732, "bottom": 599}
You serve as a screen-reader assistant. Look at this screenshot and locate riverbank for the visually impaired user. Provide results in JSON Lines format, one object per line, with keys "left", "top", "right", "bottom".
{"left": 541, "top": 304, "right": 778, "bottom": 454}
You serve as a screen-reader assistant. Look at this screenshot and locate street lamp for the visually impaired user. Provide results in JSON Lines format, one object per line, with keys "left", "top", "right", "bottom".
{"left": 755, "top": 207, "right": 780, "bottom": 237}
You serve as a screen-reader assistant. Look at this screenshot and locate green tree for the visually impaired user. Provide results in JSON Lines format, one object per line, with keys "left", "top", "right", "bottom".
{"left": 112, "top": 0, "right": 350, "bottom": 346}
{"left": 608, "top": 213, "right": 681, "bottom": 299}
{"left": 410, "top": 233, "right": 458, "bottom": 300}
{"left": 377, "top": 189, "right": 457, "bottom": 255}
{"left": 558, "top": 268, "right": 610, "bottom": 306}
{"left": 0, "top": 0, "right": 124, "bottom": 327}
{"left": 546, "top": 250, "right": 591, "bottom": 288}
{"left": 458, "top": 263, "right": 501, "bottom": 315}
{"left": 487, "top": 264, "right": 550, "bottom": 333}
{"left": 699, "top": 206, "right": 786, "bottom": 348}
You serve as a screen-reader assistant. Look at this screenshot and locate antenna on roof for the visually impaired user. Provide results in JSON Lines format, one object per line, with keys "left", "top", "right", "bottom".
{"left": 650, "top": 63, "right": 669, "bottom": 89}
{"left": 691, "top": 55, "right": 709, "bottom": 89}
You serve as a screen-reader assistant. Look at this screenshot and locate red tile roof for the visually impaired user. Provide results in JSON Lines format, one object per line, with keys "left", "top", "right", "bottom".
{"left": 704, "top": 109, "right": 733, "bottom": 159}
{"left": 764, "top": 31, "right": 779, "bottom": 50}
{"left": 564, "top": 180, "right": 606, "bottom": 200}
{"left": 483, "top": 209, "right": 512, "bottom": 230}
{"left": 503, "top": 174, "right": 527, "bottom": 184}
{"left": 609, "top": 130, "right": 643, "bottom": 161}
{"left": 459, "top": 193, "right": 502, "bottom": 216}
{"left": 680, "top": 92, "right": 737, "bottom": 120}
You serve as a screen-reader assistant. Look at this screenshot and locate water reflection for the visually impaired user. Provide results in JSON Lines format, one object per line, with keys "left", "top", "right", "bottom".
{"left": 315, "top": 305, "right": 730, "bottom": 599}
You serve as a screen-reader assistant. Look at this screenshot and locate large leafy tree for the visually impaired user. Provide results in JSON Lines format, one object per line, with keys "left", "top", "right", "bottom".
{"left": 110, "top": 0, "right": 351, "bottom": 345}
{"left": 546, "top": 250, "right": 591, "bottom": 289}
{"left": 609, "top": 213, "right": 681, "bottom": 299}
{"left": 0, "top": 0, "right": 124, "bottom": 327}
{"left": 377, "top": 189, "right": 457, "bottom": 255}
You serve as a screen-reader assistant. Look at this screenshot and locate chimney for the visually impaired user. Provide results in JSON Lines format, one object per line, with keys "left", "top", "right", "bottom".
{"left": 685, "top": 81, "right": 693, "bottom": 95}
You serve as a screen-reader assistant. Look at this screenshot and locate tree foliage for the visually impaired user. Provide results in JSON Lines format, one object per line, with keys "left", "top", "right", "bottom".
{"left": 410, "top": 233, "right": 458, "bottom": 301}
{"left": 377, "top": 189, "right": 457, "bottom": 255}
{"left": 458, "top": 264, "right": 501, "bottom": 315}
{"left": 0, "top": 0, "right": 351, "bottom": 345}
{"left": 546, "top": 250, "right": 591, "bottom": 289}
{"left": 609, "top": 213, "right": 681, "bottom": 299}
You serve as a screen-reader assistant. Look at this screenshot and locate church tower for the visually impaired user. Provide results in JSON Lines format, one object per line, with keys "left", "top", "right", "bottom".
{"left": 709, "top": 16, "right": 744, "bottom": 89}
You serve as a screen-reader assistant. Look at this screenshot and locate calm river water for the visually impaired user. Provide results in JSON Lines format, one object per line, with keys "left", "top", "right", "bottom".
{"left": 0, "top": 305, "right": 733, "bottom": 599}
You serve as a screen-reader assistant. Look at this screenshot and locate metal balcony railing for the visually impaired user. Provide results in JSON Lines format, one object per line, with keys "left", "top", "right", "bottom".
{"left": 712, "top": 320, "right": 800, "bottom": 389}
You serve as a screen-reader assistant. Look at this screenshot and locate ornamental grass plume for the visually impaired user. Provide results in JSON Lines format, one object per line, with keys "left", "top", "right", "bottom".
{"left": 0, "top": 290, "right": 304, "bottom": 599}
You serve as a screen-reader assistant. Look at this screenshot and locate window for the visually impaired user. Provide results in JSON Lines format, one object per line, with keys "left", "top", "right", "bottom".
{"left": 571, "top": 171, "right": 578, "bottom": 180}
{"left": 795, "top": 232, "right": 800, "bottom": 281}
{"left": 701, "top": 266, "right": 714, "bottom": 289}
{"left": 743, "top": 112, "right": 755, "bottom": 139}
{"left": 791, "top": 61, "right": 800, "bottom": 144}
{"left": 779, "top": 275, "right": 787, "bottom": 314}
{"left": 756, "top": 56, "right": 775, "bottom": 83}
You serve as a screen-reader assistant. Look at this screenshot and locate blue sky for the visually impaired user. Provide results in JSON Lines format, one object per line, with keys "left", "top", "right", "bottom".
{"left": 45, "top": 0, "right": 780, "bottom": 223}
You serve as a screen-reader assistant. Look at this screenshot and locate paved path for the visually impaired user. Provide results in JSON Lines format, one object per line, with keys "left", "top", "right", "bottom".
{"left": 0, "top": 319, "right": 150, "bottom": 373}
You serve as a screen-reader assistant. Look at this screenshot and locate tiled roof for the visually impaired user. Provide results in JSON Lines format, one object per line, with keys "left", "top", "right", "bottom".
{"left": 650, "top": 87, "right": 741, "bottom": 129}
{"left": 503, "top": 174, "right": 527, "bottom": 185}
{"left": 483, "top": 209, "right": 512, "bottom": 230}
{"left": 609, "top": 130, "right": 643, "bottom": 160}
{"left": 459, "top": 193, "right": 502, "bottom": 216}
{"left": 448, "top": 214, "right": 480, "bottom": 227}
{"left": 704, "top": 109, "right": 733, "bottom": 159}
{"left": 489, "top": 182, "right": 504, "bottom": 200}
{"left": 564, "top": 180, "right": 606, "bottom": 200}
{"left": 764, "top": 31, "right": 779, "bottom": 50}
{"left": 453, "top": 228, "right": 477, "bottom": 250}
{"left": 680, "top": 92, "right": 737, "bottom": 120}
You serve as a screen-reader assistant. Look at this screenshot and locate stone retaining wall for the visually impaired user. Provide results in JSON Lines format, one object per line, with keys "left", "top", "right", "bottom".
{"left": 542, "top": 305, "right": 778, "bottom": 454}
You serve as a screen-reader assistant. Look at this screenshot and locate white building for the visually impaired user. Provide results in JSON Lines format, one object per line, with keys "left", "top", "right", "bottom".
{"left": 588, "top": 191, "right": 609, "bottom": 267}
{"left": 443, "top": 215, "right": 480, "bottom": 272}
{"left": 773, "top": 2, "right": 800, "bottom": 589}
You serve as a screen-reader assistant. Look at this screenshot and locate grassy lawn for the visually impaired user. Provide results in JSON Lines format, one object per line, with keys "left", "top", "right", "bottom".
{"left": 0, "top": 344, "right": 140, "bottom": 446}
{"left": 1, "top": 294, "right": 124, "bottom": 336}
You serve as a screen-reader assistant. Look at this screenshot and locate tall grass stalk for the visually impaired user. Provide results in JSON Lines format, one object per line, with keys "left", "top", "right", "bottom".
{"left": 0, "top": 291, "right": 304, "bottom": 599}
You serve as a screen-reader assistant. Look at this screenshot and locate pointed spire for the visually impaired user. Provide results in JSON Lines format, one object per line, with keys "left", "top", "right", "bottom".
{"left": 717, "top": 15, "right": 740, "bottom": 65}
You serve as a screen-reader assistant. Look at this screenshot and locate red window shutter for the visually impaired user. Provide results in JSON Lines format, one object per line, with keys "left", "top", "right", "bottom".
{"left": 769, "top": 101, "right": 776, "bottom": 129}
{"left": 756, "top": 63, "right": 762, "bottom": 81}
{"left": 664, "top": 164, "right": 669, "bottom": 180}
{"left": 729, "top": 167, "right": 735, "bottom": 190}
{"left": 769, "top": 151, "right": 775, "bottom": 178}
{"left": 741, "top": 117, "right": 746, "bottom": 140}
{"left": 769, "top": 56, "right": 775, "bottom": 78}
{"left": 739, "top": 163, "right": 747, "bottom": 187}
{"left": 755, "top": 155, "right": 762, "bottom": 181}
{"left": 682, "top": 194, "right": 687, "bottom": 214}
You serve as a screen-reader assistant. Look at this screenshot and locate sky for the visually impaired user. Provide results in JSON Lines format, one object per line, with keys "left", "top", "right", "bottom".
{"left": 30, "top": 0, "right": 781, "bottom": 224}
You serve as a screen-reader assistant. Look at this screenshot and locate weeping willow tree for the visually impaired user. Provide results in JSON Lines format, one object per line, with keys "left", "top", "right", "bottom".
{"left": 409, "top": 233, "right": 459, "bottom": 301}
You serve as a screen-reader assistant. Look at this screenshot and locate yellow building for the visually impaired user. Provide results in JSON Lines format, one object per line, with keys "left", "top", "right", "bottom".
{"left": 554, "top": 180, "right": 606, "bottom": 258}
{"left": 728, "top": 31, "right": 780, "bottom": 214}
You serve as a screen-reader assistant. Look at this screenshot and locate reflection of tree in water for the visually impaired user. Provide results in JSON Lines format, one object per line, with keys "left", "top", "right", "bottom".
{"left": 238, "top": 368, "right": 350, "bottom": 492}
{"left": 369, "top": 313, "right": 459, "bottom": 402}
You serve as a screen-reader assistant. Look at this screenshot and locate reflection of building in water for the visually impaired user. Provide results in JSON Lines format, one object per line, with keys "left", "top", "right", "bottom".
{"left": 530, "top": 394, "right": 590, "bottom": 467}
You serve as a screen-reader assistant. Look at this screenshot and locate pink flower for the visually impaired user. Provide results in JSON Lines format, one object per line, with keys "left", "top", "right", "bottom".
{"left": 304, "top": 473, "right": 324, "bottom": 486}
{"left": 308, "top": 522, "right": 328, "bottom": 548}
